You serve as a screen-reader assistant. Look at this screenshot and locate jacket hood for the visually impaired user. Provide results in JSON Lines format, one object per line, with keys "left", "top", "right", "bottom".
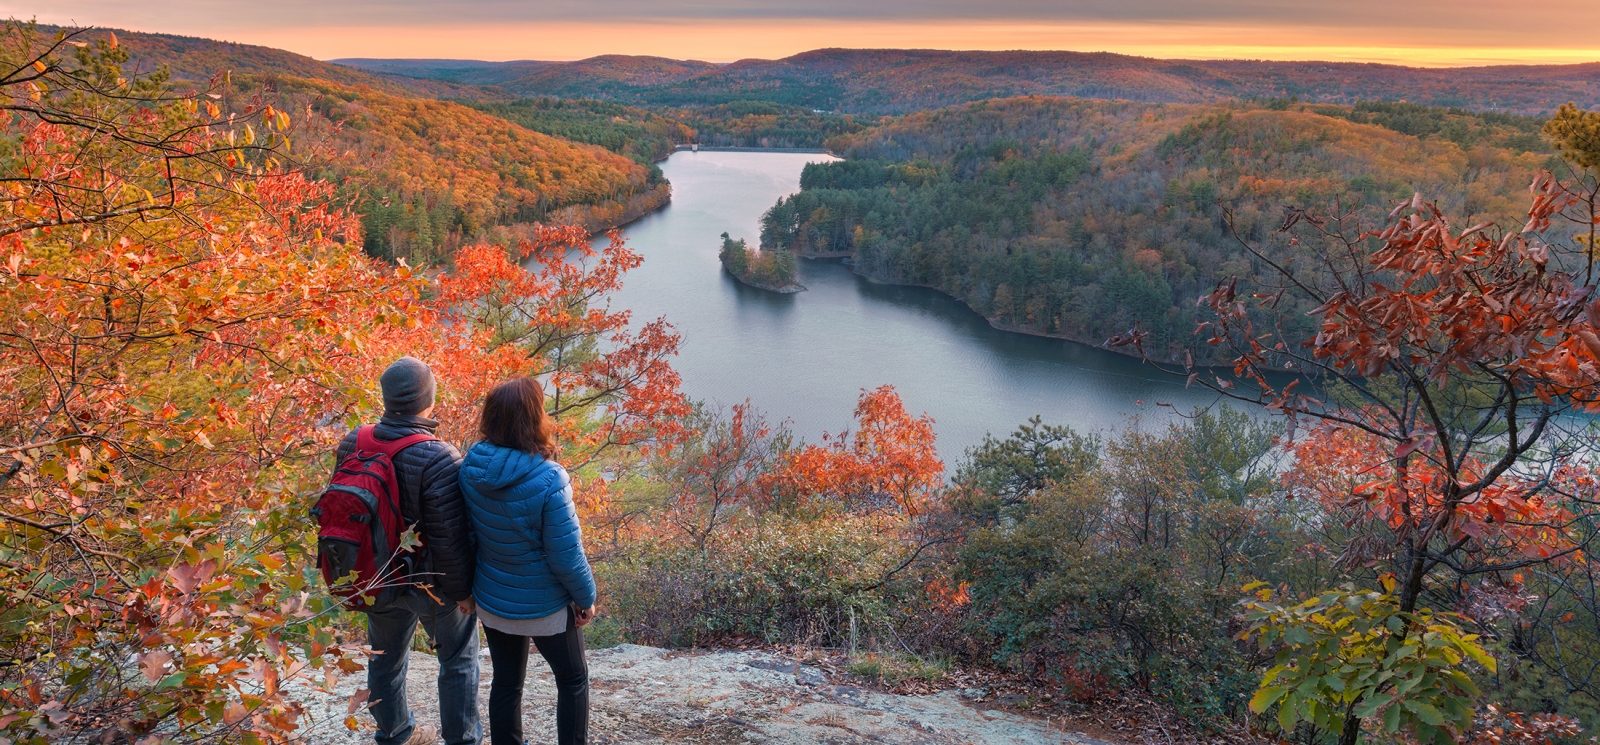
{"left": 462, "top": 441, "right": 550, "bottom": 492}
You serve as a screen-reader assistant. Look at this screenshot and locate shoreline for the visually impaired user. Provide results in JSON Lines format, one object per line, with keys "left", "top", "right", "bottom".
{"left": 725, "top": 266, "right": 806, "bottom": 294}
{"left": 814, "top": 256, "right": 1216, "bottom": 367}
{"left": 676, "top": 145, "right": 838, "bottom": 156}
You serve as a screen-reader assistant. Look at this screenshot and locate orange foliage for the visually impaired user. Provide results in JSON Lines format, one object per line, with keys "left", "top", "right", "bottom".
{"left": 426, "top": 225, "right": 690, "bottom": 459}
{"left": 1284, "top": 425, "right": 1579, "bottom": 564}
{"left": 1, "top": 36, "right": 410, "bottom": 736}
{"left": 1120, "top": 172, "right": 1600, "bottom": 619}
{"left": 279, "top": 76, "right": 660, "bottom": 231}
{"left": 763, "top": 386, "right": 942, "bottom": 515}
{"left": 2, "top": 110, "right": 408, "bottom": 510}
{"left": 0, "top": 27, "right": 686, "bottom": 743}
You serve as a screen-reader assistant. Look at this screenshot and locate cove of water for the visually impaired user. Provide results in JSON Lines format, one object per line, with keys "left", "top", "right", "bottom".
{"left": 605, "top": 151, "right": 1230, "bottom": 462}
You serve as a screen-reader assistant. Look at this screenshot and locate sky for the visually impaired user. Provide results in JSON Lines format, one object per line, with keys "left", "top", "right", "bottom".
{"left": 12, "top": 0, "right": 1600, "bottom": 66}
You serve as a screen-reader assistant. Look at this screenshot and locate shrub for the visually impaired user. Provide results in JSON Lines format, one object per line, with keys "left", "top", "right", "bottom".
{"left": 597, "top": 515, "right": 906, "bottom": 647}
{"left": 954, "top": 410, "right": 1283, "bottom": 725}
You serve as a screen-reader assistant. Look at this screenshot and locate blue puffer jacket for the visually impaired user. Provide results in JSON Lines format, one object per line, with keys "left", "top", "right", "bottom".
{"left": 458, "top": 442, "right": 597, "bottom": 620}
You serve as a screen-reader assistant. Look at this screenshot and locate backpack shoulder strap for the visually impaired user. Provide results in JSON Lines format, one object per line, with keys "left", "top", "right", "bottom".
{"left": 359, "top": 427, "right": 438, "bottom": 458}
{"left": 353, "top": 424, "right": 378, "bottom": 454}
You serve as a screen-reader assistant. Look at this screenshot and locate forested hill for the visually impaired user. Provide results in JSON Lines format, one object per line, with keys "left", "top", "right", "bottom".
{"left": 335, "top": 48, "right": 1600, "bottom": 115}
{"left": 272, "top": 77, "right": 668, "bottom": 264}
{"left": 47, "top": 26, "right": 501, "bottom": 101}
{"left": 38, "top": 27, "right": 668, "bottom": 264}
{"left": 335, "top": 55, "right": 718, "bottom": 92}
{"left": 760, "top": 97, "right": 1553, "bottom": 361}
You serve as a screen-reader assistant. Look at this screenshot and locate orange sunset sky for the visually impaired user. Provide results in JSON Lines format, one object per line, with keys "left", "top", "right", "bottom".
{"left": 10, "top": 0, "right": 1600, "bottom": 66}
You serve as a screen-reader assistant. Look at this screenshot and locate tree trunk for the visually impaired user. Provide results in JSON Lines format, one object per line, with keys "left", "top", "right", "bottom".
{"left": 1399, "top": 539, "right": 1428, "bottom": 613}
{"left": 1339, "top": 714, "right": 1363, "bottom": 745}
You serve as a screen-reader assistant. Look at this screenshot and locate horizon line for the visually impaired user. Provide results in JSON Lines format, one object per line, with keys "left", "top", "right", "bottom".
{"left": 320, "top": 47, "right": 1600, "bottom": 71}
{"left": 29, "top": 18, "right": 1600, "bottom": 69}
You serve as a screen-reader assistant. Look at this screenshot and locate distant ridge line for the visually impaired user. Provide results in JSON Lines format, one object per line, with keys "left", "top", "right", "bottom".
{"left": 675, "top": 146, "right": 836, "bottom": 155}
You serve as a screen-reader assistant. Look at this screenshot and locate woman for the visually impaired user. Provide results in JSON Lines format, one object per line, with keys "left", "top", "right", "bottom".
{"left": 457, "top": 377, "right": 597, "bottom": 745}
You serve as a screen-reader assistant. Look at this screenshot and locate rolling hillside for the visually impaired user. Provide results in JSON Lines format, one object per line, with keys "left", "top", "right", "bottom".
{"left": 269, "top": 76, "right": 668, "bottom": 263}
{"left": 336, "top": 48, "right": 1600, "bottom": 115}
{"left": 760, "top": 97, "right": 1555, "bottom": 359}
{"left": 42, "top": 27, "right": 668, "bottom": 263}
{"left": 50, "top": 26, "right": 503, "bottom": 101}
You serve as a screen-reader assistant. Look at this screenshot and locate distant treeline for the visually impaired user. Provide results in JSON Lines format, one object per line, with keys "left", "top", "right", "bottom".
{"left": 674, "top": 102, "right": 870, "bottom": 149}
{"left": 470, "top": 97, "right": 871, "bottom": 154}
{"left": 469, "top": 97, "right": 690, "bottom": 166}
{"left": 761, "top": 97, "right": 1553, "bottom": 360}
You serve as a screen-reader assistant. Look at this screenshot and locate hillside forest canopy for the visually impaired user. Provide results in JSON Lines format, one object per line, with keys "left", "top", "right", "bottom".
{"left": 761, "top": 96, "right": 1556, "bottom": 361}
{"left": 8, "top": 20, "right": 1600, "bottom": 745}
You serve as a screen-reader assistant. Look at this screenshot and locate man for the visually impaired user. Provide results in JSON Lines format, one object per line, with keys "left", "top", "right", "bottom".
{"left": 336, "top": 357, "right": 480, "bottom": 745}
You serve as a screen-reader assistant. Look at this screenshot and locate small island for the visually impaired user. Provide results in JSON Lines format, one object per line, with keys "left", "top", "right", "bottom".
{"left": 718, "top": 232, "right": 805, "bottom": 293}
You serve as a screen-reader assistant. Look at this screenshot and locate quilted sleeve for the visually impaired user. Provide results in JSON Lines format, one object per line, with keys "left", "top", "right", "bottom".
{"left": 417, "top": 441, "right": 475, "bottom": 602}
{"left": 332, "top": 430, "right": 358, "bottom": 477}
{"left": 539, "top": 464, "right": 598, "bottom": 609}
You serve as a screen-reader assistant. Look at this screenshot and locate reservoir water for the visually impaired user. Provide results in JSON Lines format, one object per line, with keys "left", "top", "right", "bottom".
{"left": 607, "top": 151, "right": 1230, "bottom": 462}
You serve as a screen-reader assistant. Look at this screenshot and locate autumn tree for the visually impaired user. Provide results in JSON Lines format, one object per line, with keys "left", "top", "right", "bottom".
{"left": 428, "top": 225, "right": 689, "bottom": 464}
{"left": 1112, "top": 105, "right": 1600, "bottom": 743}
{"left": 0, "top": 22, "right": 411, "bottom": 743}
{"left": 641, "top": 402, "right": 790, "bottom": 550}
{"left": 0, "top": 23, "right": 691, "bottom": 743}
{"left": 763, "top": 386, "right": 943, "bottom": 517}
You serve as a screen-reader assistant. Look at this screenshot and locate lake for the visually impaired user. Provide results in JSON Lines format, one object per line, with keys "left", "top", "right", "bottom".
{"left": 606, "top": 151, "right": 1230, "bottom": 463}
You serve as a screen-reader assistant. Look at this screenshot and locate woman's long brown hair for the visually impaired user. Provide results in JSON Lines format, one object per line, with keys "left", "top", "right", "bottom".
{"left": 478, "top": 377, "right": 557, "bottom": 458}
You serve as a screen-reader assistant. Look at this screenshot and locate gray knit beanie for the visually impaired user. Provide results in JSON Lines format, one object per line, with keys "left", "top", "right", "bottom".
{"left": 380, "top": 356, "right": 436, "bottom": 416}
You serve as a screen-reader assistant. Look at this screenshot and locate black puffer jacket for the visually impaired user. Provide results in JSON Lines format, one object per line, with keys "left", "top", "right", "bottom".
{"left": 334, "top": 414, "right": 474, "bottom": 602}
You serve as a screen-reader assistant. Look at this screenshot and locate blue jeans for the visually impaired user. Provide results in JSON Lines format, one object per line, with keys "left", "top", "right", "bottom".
{"left": 365, "top": 592, "right": 482, "bottom": 745}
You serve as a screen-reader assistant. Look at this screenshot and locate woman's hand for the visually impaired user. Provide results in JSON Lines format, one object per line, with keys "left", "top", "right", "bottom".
{"left": 456, "top": 598, "right": 477, "bottom": 616}
{"left": 573, "top": 605, "right": 596, "bottom": 627}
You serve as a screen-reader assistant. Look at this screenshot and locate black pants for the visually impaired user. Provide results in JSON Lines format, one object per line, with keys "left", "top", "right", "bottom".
{"left": 483, "top": 612, "right": 588, "bottom": 745}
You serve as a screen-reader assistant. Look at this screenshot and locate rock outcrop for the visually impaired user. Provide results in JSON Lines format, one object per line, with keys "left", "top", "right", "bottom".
{"left": 294, "top": 643, "right": 1115, "bottom": 744}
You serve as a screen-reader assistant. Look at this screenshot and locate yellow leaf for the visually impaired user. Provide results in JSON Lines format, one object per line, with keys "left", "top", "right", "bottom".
{"left": 32, "top": 60, "right": 45, "bottom": 73}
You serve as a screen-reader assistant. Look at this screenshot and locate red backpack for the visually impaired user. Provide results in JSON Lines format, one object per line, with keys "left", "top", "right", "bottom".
{"left": 312, "top": 425, "right": 436, "bottom": 609}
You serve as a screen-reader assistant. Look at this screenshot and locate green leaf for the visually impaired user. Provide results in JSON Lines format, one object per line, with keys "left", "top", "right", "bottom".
{"left": 1443, "top": 668, "right": 1480, "bottom": 696}
{"left": 1405, "top": 700, "right": 1445, "bottom": 726}
{"left": 1353, "top": 692, "right": 1395, "bottom": 719}
{"left": 1383, "top": 699, "right": 1403, "bottom": 732}
{"left": 1457, "top": 639, "right": 1497, "bottom": 671}
{"left": 1394, "top": 674, "right": 1423, "bottom": 695}
{"left": 1277, "top": 695, "right": 1299, "bottom": 732}
{"left": 1250, "top": 685, "right": 1290, "bottom": 714}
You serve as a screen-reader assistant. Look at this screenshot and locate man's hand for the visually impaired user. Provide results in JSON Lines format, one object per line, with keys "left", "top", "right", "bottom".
{"left": 456, "top": 598, "right": 476, "bottom": 616}
{"left": 573, "top": 605, "right": 596, "bottom": 628}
